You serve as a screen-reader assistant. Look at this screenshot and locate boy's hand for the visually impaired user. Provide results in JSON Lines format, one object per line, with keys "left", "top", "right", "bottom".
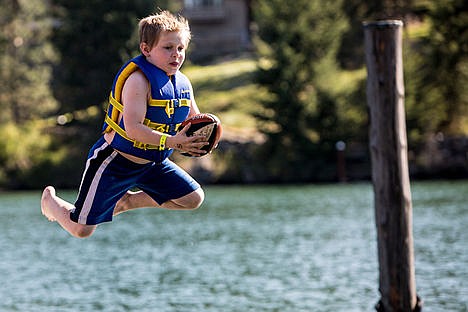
{"left": 166, "top": 123, "right": 209, "bottom": 156}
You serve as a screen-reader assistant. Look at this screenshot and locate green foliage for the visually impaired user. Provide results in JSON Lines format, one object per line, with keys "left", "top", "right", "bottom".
{"left": 0, "top": 0, "right": 60, "bottom": 188}
{"left": 253, "top": 0, "right": 349, "bottom": 182}
{"left": 414, "top": 0, "right": 468, "bottom": 134}
{"left": 338, "top": 0, "right": 467, "bottom": 140}
{"left": 0, "top": 0, "right": 58, "bottom": 123}
{"left": 403, "top": 0, "right": 468, "bottom": 145}
{"left": 0, "top": 122, "right": 53, "bottom": 188}
{"left": 184, "top": 57, "right": 263, "bottom": 131}
{"left": 50, "top": 0, "right": 168, "bottom": 113}
{"left": 338, "top": 0, "right": 417, "bottom": 69}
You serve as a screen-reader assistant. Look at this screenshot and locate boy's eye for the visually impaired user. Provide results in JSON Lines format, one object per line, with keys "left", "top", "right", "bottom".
{"left": 162, "top": 46, "right": 185, "bottom": 52}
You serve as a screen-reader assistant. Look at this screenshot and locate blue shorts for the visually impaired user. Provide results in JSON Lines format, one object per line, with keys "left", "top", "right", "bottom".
{"left": 70, "top": 137, "right": 200, "bottom": 225}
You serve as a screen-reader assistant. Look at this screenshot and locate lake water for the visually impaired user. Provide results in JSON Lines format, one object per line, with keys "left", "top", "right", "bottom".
{"left": 0, "top": 181, "right": 466, "bottom": 312}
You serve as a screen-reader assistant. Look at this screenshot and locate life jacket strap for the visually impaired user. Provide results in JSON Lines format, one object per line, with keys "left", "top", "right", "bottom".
{"left": 103, "top": 94, "right": 182, "bottom": 150}
{"left": 148, "top": 98, "right": 191, "bottom": 118}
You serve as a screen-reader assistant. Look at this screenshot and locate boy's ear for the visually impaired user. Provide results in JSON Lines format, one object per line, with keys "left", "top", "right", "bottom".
{"left": 140, "top": 42, "right": 151, "bottom": 56}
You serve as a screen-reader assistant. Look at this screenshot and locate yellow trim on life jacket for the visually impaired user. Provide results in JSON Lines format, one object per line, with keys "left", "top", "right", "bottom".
{"left": 148, "top": 98, "right": 191, "bottom": 118}
{"left": 114, "top": 62, "right": 139, "bottom": 103}
{"left": 104, "top": 114, "right": 171, "bottom": 150}
{"left": 104, "top": 93, "right": 184, "bottom": 150}
{"left": 106, "top": 93, "right": 184, "bottom": 131}
{"left": 104, "top": 62, "right": 140, "bottom": 133}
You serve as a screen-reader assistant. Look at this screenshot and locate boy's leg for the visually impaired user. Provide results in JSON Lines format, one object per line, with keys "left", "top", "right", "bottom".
{"left": 113, "top": 188, "right": 204, "bottom": 215}
{"left": 166, "top": 188, "right": 204, "bottom": 210}
{"left": 113, "top": 190, "right": 155, "bottom": 215}
{"left": 41, "top": 186, "right": 96, "bottom": 238}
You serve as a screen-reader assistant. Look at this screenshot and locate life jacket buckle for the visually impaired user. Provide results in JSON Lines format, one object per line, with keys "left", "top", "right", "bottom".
{"left": 133, "top": 141, "right": 148, "bottom": 150}
{"left": 165, "top": 100, "right": 175, "bottom": 118}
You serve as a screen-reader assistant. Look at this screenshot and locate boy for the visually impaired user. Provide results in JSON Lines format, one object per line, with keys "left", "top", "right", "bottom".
{"left": 41, "top": 11, "right": 208, "bottom": 238}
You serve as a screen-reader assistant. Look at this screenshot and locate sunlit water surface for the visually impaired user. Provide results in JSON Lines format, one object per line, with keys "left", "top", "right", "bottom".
{"left": 0, "top": 181, "right": 466, "bottom": 311}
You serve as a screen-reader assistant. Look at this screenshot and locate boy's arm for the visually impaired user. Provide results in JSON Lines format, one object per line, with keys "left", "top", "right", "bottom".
{"left": 188, "top": 83, "right": 201, "bottom": 117}
{"left": 121, "top": 70, "right": 158, "bottom": 145}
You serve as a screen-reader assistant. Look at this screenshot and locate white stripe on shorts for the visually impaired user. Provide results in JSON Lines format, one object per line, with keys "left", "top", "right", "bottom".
{"left": 77, "top": 142, "right": 118, "bottom": 224}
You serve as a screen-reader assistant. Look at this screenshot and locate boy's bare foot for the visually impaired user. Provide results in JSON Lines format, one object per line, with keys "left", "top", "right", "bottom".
{"left": 41, "top": 186, "right": 57, "bottom": 222}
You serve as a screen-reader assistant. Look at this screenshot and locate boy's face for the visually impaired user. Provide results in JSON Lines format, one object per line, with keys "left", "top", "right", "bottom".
{"left": 141, "top": 31, "right": 188, "bottom": 75}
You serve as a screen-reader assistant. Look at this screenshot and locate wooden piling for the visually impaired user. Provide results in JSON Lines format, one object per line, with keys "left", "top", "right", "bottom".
{"left": 363, "top": 20, "right": 422, "bottom": 312}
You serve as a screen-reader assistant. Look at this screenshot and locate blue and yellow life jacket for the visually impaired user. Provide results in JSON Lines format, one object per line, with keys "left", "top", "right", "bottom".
{"left": 102, "top": 54, "right": 191, "bottom": 162}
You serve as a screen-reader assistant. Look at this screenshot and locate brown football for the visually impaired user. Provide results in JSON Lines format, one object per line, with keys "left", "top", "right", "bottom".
{"left": 179, "top": 113, "right": 222, "bottom": 157}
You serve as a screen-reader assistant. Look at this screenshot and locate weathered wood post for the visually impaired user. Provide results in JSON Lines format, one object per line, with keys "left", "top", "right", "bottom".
{"left": 363, "top": 20, "right": 422, "bottom": 312}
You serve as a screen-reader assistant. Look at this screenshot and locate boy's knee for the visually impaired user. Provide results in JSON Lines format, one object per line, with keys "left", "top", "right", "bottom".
{"left": 72, "top": 225, "right": 95, "bottom": 239}
{"left": 185, "top": 188, "right": 205, "bottom": 210}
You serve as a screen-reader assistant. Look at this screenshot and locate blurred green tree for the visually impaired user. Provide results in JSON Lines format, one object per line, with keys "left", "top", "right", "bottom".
{"left": 337, "top": 0, "right": 467, "bottom": 139}
{"left": 252, "top": 0, "right": 348, "bottom": 182}
{"left": 413, "top": 0, "right": 468, "bottom": 135}
{"left": 337, "top": 0, "right": 416, "bottom": 69}
{"left": 0, "top": 0, "right": 58, "bottom": 187}
{"left": 0, "top": 0, "right": 58, "bottom": 123}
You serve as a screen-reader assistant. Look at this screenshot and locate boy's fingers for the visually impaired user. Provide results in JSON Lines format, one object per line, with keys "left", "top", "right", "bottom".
{"left": 178, "top": 123, "right": 191, "bottom": 135}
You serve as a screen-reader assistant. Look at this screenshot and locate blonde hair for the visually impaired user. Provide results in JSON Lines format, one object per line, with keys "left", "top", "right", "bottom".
{"left": 138, "top": 11, "right": 191, "bottom": 48}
